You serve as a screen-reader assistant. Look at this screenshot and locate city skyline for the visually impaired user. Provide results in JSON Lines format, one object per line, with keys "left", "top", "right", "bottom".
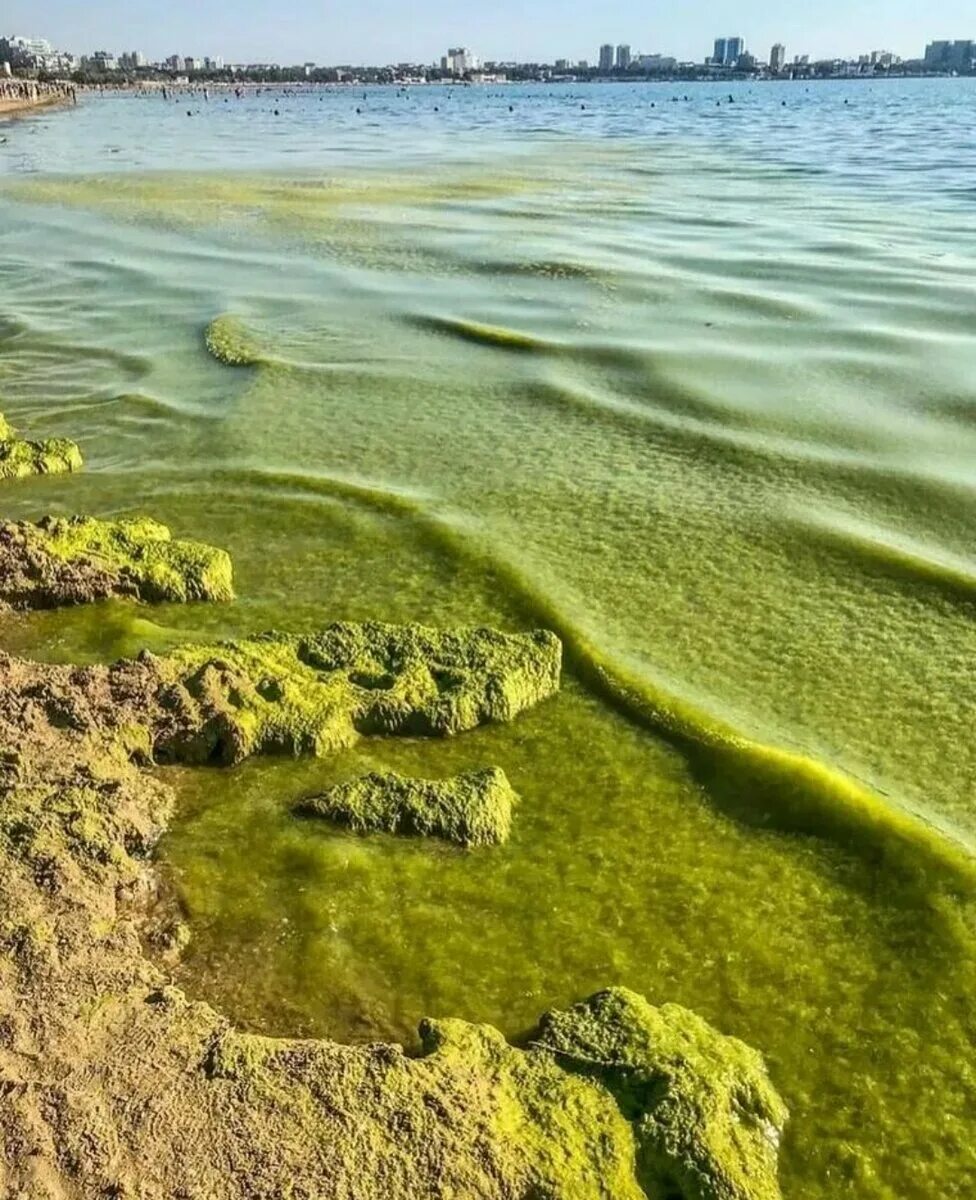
{"left": 4, "top": 0, "right": 974, "bottom": 67}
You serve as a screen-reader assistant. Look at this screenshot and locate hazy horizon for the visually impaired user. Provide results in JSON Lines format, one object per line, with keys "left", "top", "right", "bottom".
{"left": 5, "top": 0, "right": 974, "bottom": 66}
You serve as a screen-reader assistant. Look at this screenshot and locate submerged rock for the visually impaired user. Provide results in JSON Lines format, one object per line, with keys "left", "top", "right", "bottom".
{"left": 0, "top": 411, "right": 82, "bottom": 480}
{"left": 204, "top": 313, "right": 265, "bottom": 366}
{"left": 152, "top": 622, "right": 561, "bottom": 765}
{"left": 296, "top": 766, "right": 518, "bottom": 846}
{"left": 535, "top": 987, "right": 788, "bottom": 1200}
{"left": 0, "top": 514, "right": 234, "bottom": 610}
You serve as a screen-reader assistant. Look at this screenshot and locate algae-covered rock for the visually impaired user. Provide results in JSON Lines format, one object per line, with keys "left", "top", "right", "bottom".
{"left": 296, "top": 766, "right": 518, "bottom": 846}
{"left": 152, "top": 622, "right": 561, "bottom": 765}
{"left": 535, "top": 987, "right": 788, "bottom": 1200}
{"left": 420, "top": 1016, "right": 649, "bottom": 1200}
{"left": 204, "top": 314, "right": 264, "bottom": 366}
{"left": 0, "top": 431, "right": 82, "bottom": 480}
{"left": 0, "top": 515, "right": 234, "bottom": 610}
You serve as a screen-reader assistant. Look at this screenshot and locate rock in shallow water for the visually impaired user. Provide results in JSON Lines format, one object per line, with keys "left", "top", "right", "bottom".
{"left": 152, "top": 622, "right": 562, "bottom": 764}
{"left": 0, "top": 514, "right": 234, "bottom": 610}
{"left": 0, "top": 411, "right": 82, "bottom": 480}
{"left": 535, "top": 987, "right": 788, "bottom": 1200}
{"left": 295, "top": 766, "right": 518, "bottom": 845}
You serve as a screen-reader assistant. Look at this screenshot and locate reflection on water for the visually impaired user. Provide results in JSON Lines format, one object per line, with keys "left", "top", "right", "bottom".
{"left": 2, "top": 80, "right": 976, "bottom": 1197}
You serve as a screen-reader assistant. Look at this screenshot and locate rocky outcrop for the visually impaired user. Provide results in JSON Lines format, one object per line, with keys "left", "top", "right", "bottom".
{"left": 295, "top": 766, "right": 518, "bottom": 846}
{"left": 535, "top": 987, "right": 789, "bottom": 1200}
{"left": 150, "top": 622, "right": 562, "bottom": 764}
{"left": 0, "top": 411, "right": 81, "bottom": 480}
{"left": 0, "top": 514, "right": 235, "bottom": 610}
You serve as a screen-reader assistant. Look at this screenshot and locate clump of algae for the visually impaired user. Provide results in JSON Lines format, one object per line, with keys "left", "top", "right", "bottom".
{"left": 204, "top": 314, "right": 265, "bottom": 367}
{"left": 536, "top": 987, "right": 788, "bottom": 1200}
{"left": 295, "top": 766, "right": 518, "bottom": 846}
{"left": 152, "top": 622, "right": 561, "bottom": 765}
{"left": 0, "top": 514, "right": 234, "bottom": 608}
{"left": 0, "top": 411, "right": 82, "bottom": 480}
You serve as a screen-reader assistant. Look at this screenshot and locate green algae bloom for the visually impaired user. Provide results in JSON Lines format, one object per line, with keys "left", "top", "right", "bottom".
{"left": 537, "top": 987, "right": 788, "bottom": 1200}
{"left": 295, "top": 766, "right": 518, "bottom": 846}
{"left": 153, "top": 622, "right": 561, "bottom": 765}
{"left": 0, "top": 515, "right": 234, "bottom": 609}
{"left": 204, "top": 314, "right": 266, "bottom": 366}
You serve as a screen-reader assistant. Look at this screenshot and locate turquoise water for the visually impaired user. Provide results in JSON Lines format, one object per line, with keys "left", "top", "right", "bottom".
{"left": 2, "top": 80, "right": 976, "bottom": 1196}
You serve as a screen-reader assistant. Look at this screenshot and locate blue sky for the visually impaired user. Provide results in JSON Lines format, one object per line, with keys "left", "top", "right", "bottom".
{"left": 6, "top": 0, "right": 973, "bottom": 66}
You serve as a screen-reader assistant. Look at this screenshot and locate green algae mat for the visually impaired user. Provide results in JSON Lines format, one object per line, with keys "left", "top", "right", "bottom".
{"left": 2, "top": 113, "right": 976, "bottom": 1198}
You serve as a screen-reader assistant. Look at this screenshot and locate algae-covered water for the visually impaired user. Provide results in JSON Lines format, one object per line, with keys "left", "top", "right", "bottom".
{"left": 2, "top": 80, "right": 976, "bottom": 1196}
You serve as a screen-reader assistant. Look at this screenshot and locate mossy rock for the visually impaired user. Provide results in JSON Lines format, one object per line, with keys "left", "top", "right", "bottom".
{"left": 421, "top": 1016, "right": 649, "bottom": 1199}
{"left": 152, "top": 622, "right": 561, "bottom": 765}
{"left": 0, "top": 515, "right": 234, "bottom": 610}
{"left": 295, "top": 766, "right": 518, "bottom": 846}
{"left": 535, "top": 988, "right": 788, "bottom": 1200}
{"left": 204, "top": 314, "right": 265, "bottom": 366}
{"left": 0, "top": 434, "right": 82, "bottom": 480}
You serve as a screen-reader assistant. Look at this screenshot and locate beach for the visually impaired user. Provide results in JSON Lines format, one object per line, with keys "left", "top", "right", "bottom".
{"left": 1, "top": 79, "right": 975, "bottom": 1197}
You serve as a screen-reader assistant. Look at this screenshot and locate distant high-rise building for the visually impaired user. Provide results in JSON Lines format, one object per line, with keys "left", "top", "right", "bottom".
{"left": 616, "top": 44, "right": 631, "bottom": 69}
{"left": 712, "top": 37, "right": 744, "bottom": 66}
{"left": 950, "top": 40, "right": 975, "bottom": 71}
{"left": 577, "top": 60, "right": 589, "bottom": 70}
{"left": 770, "top": 43, "right": 786, "bottom": 72}
{"left": 442, "top": 47, "right": 479, "bottom": 74}
{"left": 599, "top": 43, "right": 614, "bottom": 72}
{"left": 924, "top": 40, "right": 973, "bottom": 71}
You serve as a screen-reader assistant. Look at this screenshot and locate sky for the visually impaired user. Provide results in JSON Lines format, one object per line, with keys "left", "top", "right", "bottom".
{"left": 6, "top": 0, "right": 974, "bottom": 66}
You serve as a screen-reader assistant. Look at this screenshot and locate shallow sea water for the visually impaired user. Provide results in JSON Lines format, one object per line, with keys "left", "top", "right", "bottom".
{"left": 2, "top": 79, "right": 976, "bottom": 1196}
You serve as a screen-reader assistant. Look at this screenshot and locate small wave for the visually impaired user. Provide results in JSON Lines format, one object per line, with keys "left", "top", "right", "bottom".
{"left": 795, "top": 508, "right": 976, "bottom": 605}
{"left": 406, "top": 314, "right": 554, "bottom": 353}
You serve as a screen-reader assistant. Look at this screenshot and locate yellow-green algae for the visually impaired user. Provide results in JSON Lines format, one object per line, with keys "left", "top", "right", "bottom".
{"left": 0, "top": 410, "right": 82, "bottom": 480}
{"left": 536, "top": 988, "right": 788, "bottom": 1200}
{"left": 204, "top": 314, "right": 267, "bottom": 367}
{"left": 197, "top": 463, "right": 976, "bottom": 893}
{"left": 3, "top": 514, "right": 234, "bottom": 606}
{"left": 6, "top": 144, "right": 976, "bottom": 1198}
{"left": 295, "top": 766, "right": 518, "bottom": 846}
{"left": 151, "top": 622, "right": 561, "bottom": 765}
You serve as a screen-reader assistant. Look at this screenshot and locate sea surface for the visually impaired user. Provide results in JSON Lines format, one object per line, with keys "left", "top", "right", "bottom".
{"left": 2, "top": 79, "right": 976, "bottom": 1196}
